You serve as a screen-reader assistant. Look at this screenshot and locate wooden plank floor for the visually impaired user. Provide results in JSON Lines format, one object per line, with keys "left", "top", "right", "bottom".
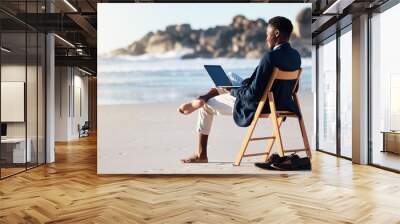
{"left": 1, "top": 134, "right": 400, "bottom": 223}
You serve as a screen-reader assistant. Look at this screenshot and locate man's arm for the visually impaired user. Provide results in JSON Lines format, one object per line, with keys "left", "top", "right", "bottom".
{"left": 240, "top": 67, "right": 257, "bottom": 86}
{"left": 231, "top": 54, "right": 273, "bottom": 101}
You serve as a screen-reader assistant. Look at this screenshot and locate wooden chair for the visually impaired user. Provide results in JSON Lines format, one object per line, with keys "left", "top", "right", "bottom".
{"left": 234, "top": 68, "right": 312, "bottom": 166}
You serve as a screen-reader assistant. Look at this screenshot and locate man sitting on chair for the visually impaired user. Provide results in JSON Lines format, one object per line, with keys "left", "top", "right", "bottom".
{"left": 178, "top": 16, "right": 301, "bottom": 163}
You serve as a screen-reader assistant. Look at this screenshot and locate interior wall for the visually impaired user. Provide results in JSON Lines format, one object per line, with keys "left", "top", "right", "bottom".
{"left": 55, "top": 66, "right": 89, "bottom": 141}
{"left": 1, "top": 65, "right": 34, "bottom": 138}
{"left": 55, "top": 66, "right": 70, "bottom": 141}
{"left": 71, "top": 72, "right": 89, "bottom": 138}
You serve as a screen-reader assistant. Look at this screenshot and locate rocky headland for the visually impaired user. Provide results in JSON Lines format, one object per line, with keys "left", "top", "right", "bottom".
{"left": 107, "top": 8, "right": 311, "bottom": 59}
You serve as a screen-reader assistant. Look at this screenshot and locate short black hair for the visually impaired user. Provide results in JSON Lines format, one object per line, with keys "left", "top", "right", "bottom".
{"left": 268, "top": 16, "right": 293, "bottom": 38}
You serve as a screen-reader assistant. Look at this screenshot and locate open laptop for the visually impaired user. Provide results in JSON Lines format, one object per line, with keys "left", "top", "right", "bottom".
{"left": 204, "top": 65, "right": 241, "bottom": 88}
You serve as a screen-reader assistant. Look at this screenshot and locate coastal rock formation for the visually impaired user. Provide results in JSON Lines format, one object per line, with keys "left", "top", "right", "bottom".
{"left": 109, "top": 12, "right": 311, "bottom": 59}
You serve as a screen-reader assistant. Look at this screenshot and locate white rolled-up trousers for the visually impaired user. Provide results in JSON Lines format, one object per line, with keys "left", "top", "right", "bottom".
{"left": 197, "top": 72, "right": 244, "bottom": 135}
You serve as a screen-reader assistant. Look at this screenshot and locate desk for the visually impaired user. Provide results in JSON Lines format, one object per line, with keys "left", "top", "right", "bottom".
{"left": 382, "top": 131, "right": 400, "bottom": 154}
{"left": 1, "top": 138, "right": 31, "bottom": 163}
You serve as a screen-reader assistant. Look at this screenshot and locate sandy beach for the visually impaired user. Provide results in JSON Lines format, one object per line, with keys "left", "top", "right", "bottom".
{"left": 98, "top": 92, "right": 314, "bottom": 174}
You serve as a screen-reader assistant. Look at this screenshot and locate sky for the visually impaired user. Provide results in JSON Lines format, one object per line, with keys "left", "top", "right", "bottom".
{"left": 98, "top": 3, "right": 310, "bottom": 54}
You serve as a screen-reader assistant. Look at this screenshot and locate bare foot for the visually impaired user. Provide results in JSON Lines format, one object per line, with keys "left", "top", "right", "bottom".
{"left": 177, "top": 99, "right": 205, "bottom": 115}
{"left": 181, "top": 154, "right": 208, "bottom": 163}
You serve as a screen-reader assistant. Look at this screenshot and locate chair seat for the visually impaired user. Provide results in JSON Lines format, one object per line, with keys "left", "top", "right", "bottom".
{"left": 259, "top": 111, "right": 297, "bottom": 118}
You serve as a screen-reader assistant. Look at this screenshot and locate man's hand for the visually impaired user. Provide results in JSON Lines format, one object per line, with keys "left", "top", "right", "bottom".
{"left": 217, "top": 87, "right": 231, "bottom": 94}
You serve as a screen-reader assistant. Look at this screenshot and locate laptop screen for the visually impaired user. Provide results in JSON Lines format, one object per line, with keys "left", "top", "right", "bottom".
{"left": 204, "top": 65, "right": 232, "bottom": 87}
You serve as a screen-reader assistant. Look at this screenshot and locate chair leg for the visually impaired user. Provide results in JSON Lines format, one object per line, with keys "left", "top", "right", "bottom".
{"left": 262, "top": 117, "right": 284, "bottom": 162}
{"left": 271, "top": 115, "right": 285, "bottom": 157}
{"left": 298, "top": 116, "right": 312, "bottom": 158}
{"left": 234, "top": 118, "right": 259, "bottom": 166}
{"left": 268, "top": 92, "right": 285, "bottom": 157}
{"left": 294, "top": 94, "right": 312, "bottom": 158}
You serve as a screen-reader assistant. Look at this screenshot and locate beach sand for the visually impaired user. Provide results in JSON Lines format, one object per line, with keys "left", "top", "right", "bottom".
{"left": 98, "top": 92, "right": 314, "bottom": 174}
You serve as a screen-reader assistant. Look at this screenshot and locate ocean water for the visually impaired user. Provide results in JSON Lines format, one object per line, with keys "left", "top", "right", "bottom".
{"left": 98, "top": 53, "right": 312, "bottom": 105}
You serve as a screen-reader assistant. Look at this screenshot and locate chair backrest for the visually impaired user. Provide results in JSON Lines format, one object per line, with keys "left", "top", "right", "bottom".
{"left": 261, "top": 68, "right": 302, "bottom": 103}
{"left": 265, "top": 68, "right": 302, "bottom": 92}
{"left": 82, "top": 121, "right": 90, "bottom": 129}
